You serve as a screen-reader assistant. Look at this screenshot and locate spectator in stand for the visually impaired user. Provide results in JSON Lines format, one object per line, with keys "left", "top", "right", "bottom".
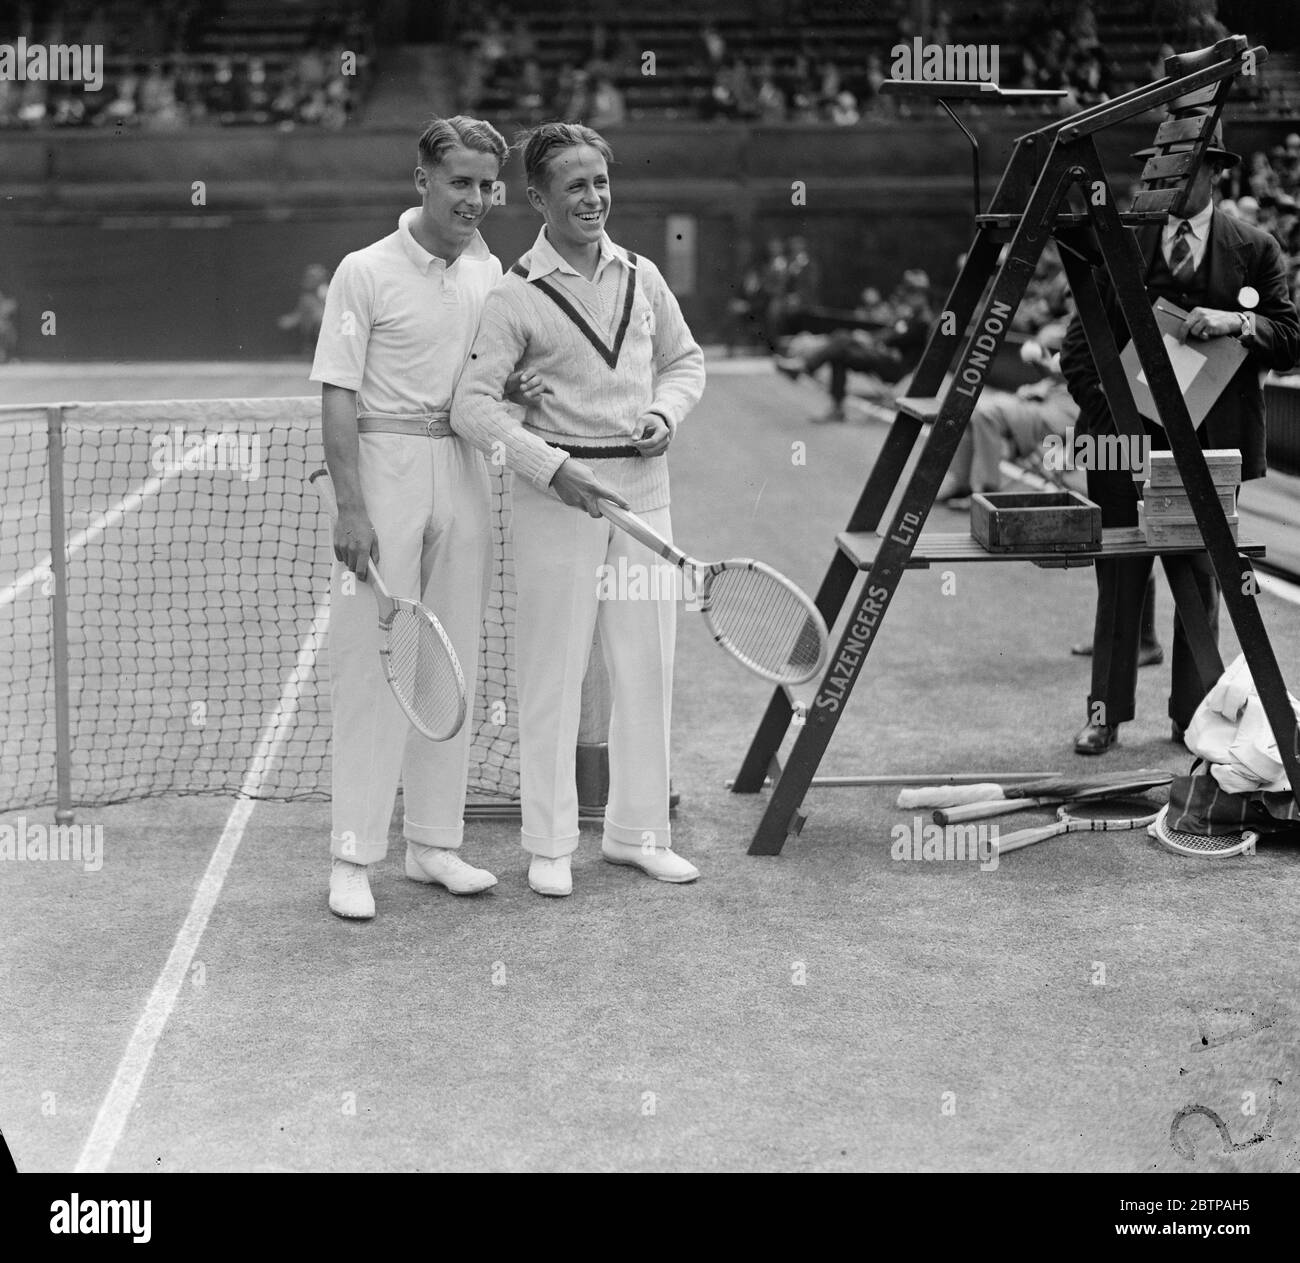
{"left": 788, "top": 90, "right": 820, "bottom": 124}
{"left": 1246, "top": 150, "right": 1279, "bottom": 202}
{"left": 1031, "top": 28, "right": 1069, "bottom": 92}
{"left": 755, "top": 64, "right": 787, "bottom": 122}
{"left": 17, "top": 79, "right": 49, "bottom": 126}
{"left": 774, "top": 269, "right": 934, "bottom": 423}
{"left": 784, "top": 236, "right": 820, "bottom": 327}
{"left": 754, "top": 236, "right": 791, "bottom": 350}
{"left": 1066, "top": 46, "right": 1110, "bottom": 108}
{"left": 863, "top": 53, "right": 888, "bottom": 115}
{"left": 830, "top": 90, "right": 860, "bottom": 126}
{"left": 509, "top": 15, "right": 537, "bottom": 66}
{"left": 1235, "top": 196, "right": 1260, "bottom": 226}
{"left": 1012, "top": 242, "right": 1071, "bottom": 332}
{"left": 516, "top": 58, "right": 546, "bottom": 121}
{"left": 558, "top": 68, "right": 592, "bottom": 124}
{"left": 478, "top": 15, "right": 508, "bottom": 71}
{"left": 1070, "top": 3, "right": 1102, "bottom": 54}
{"left": 0, "top": 289, "right": 18, "bottom": 363}
{"left": 279, "top": 263, "right": 331, "bottom": 356}
{"left": 103, "top": 72, "right": 140, "bottom": 126}
{"left": 701, "top": 23, "right": 727, "bottom": 69}
{"left": 936, "top": 316, "right": 1079, "bottom": 508}
{"left": 245, "top": 57, "right": 273, "bottom": 124}
{"left": 704, "top": 66, "right": 739, "bottom": 121}
{"left": 819, "top": 61, "right": 842, "bottom": 109}
{"left": 1275, "top": 134, "right": 1300, "bottom": 196}
{"left": 172, "top": 60, "right": 205, "bottom": 124}
{"left": 590, "top": 75, "right": 626, "bottom": 129}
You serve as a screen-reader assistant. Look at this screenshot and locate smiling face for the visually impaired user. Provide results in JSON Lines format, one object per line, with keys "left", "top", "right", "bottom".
{"left": 413, "top": 144, "right": 500, "bottom": 261}
{"left": 529, "top": 144, "right": 611, "bottom": 255}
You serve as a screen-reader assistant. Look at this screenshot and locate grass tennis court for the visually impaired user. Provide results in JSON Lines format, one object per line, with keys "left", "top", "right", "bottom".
{"left": 2, "top": 360, "right": 1299, "bottom": 1172}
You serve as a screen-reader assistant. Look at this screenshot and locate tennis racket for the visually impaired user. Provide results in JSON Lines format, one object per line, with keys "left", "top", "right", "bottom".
{"left": 1148, "top": 806, "right": 1258, "bottom": 858}
{"left": 993, "top": 799, "right": 1162, "bottom": 856}
{"left": 310, "top": 469, "right": 467, "bottom": 742}
{"left": 596, "top": 499, "right": 829, "bottom": 686}
{"left": 909, "top": 767, "right": 1172, "bottom": 813}
{"left": 933, "top": 771, "right": 1173, "bottom": 824}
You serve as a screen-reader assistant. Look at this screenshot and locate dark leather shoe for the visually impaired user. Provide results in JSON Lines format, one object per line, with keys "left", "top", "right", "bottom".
{"left": 1171, "top": 720, "right": 1186, "bottom": 743}
{"left": 1074, "top": 722, "right": 1118, "bottom": 755}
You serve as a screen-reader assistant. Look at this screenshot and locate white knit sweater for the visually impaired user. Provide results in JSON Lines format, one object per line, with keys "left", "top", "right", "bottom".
{"left": 451, "top": 231, "right": 705, "bottom": 512}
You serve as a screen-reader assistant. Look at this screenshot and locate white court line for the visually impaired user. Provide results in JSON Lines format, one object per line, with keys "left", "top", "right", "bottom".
{"left": 0, "top": 430, "right": 228, "bottom": 610}
{"left": 74, "top": 598, "right": 332, "bottom": 1173}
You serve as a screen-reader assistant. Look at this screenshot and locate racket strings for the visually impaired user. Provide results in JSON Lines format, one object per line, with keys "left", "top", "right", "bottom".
{"left": 1149, "top": 807, "right": 1256, "bottom": 857}
{"left": 384, "top": 607, "right": 463, "bottom": 737}
{"left": 703, "top": 566, "right": 825, "bottom": 682}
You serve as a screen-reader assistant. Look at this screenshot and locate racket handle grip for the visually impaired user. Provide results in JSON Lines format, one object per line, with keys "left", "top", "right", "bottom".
{"left": 994, "top": 822, "right": 1064, "bottom": 855}
{"left": 597, "top": 498, "right": 685, "bottom": 566}
{"left": 937, "top": 795, "right": 1047, "bottom": 824}
{"left": 897, "top": 784, "right": 1005, "bottom": 809}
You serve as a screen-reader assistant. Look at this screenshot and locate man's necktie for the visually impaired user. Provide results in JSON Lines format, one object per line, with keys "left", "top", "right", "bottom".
{"left": 1168, "top": 219, "right": 1195, "bottom": 285}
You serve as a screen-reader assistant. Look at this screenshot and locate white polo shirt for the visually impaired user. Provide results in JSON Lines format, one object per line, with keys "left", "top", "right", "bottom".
{"left": 310, "top": 207, "right": 503, "bottom": 415}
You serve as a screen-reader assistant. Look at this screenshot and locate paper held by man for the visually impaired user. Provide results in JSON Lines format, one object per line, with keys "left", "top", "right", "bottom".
{"left": 1120, "top": 297, "right": 1247, "bottom": 428}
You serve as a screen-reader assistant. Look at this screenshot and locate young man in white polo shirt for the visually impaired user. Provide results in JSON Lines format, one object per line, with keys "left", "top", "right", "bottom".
{"left": 312, "top": 116, "right": 533, "bottom": 920}
{"left": 454, "top": 122, "right": 706, "bottom": 897}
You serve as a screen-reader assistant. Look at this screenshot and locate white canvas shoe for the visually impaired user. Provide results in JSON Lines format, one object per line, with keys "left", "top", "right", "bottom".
{"left": 405, "top": 844, "right": 497, "bottom": 894}
{"left": 329, "top": 859, "right": 375, "bottom": 920}
{"left": 528, "top": 854, "right": 573, "bottom": 897}
{"left": 601, "top": 840, "right": 699, "bottom": 883}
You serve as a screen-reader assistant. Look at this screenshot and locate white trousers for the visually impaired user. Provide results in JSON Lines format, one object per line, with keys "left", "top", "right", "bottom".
{"left": 511, "top": 479, "right": 676, "bottom": 858}
{"left": 328, "top": 433, "right": 490, "bottom": 864}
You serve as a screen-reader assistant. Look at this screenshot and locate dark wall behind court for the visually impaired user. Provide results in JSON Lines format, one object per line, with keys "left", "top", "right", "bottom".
{"left": 2, "top": 117, "right": 1296, "bottom": 361}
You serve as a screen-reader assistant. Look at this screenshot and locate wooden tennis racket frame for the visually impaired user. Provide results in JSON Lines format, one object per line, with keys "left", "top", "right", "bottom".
{"left": 733, "top": 35, "right": 1300, "bottom": 855}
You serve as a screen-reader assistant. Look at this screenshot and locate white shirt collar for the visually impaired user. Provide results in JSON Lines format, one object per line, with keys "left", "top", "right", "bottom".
{"left": 1164, "top": 200, "right": 1214, "bottom": 242}
{"left": 397, "top": 207, "right": 490, "bottom": 273}
{"left": 525, "top": 225, "right": 626, "bottom": 282}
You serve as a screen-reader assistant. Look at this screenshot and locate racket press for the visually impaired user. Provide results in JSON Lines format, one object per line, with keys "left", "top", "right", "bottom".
{"left": 732, "top": 35, "right": 1300, "bottom": 855}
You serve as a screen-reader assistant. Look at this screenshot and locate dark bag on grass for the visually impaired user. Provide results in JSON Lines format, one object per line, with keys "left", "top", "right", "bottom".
{"left": 1167, "top": 761, "right": 1300, "bottom": 839}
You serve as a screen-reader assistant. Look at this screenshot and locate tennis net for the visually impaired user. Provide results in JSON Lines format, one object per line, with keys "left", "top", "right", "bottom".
{"left": 0, "top": 397, "right": 520, "bottom": 813}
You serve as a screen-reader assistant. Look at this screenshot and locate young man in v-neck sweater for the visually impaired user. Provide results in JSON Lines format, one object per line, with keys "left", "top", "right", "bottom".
{"left": 454, "top": 123, "right": 706, "bottom": 896}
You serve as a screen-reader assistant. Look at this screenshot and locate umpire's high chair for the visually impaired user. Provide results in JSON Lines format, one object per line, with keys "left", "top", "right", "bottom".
{"left": 733, "top": 36, "right": 1300, "bottom": 854}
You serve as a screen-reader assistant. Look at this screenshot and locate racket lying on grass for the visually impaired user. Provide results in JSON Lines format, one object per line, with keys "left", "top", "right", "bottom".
{"left": 926, "top": 769, "right": 1173, "bottom": 823}
{"left": 311, "top": 470, "right": 467, "bottom": 741}
{"left": 993, "top": 798, "right": 1163, "bottom": 857}
{"left": 1148, "top": 806, "right": 1259, "bottom": 858}
{"left": 596, "top": 499, "right": 830, "bottom": 685}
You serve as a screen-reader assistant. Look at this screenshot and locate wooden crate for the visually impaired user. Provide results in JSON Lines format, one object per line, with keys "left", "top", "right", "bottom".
{"left": 1146, "top": 449, "right": 1241, "bottom": 488}
{"left": 1142, "top": 483, "right": 1238, "bottom": 517}
{"left": 970, "top": 490, "right": 1102, "bottom": 553}
{"left": 1138, "top": 501, "right": 1239, "bottom": 547}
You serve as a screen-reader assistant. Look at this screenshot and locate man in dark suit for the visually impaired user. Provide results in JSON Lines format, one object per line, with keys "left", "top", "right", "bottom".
{"left": 1061, "top": 122, "right": 1300, "bottom": 755}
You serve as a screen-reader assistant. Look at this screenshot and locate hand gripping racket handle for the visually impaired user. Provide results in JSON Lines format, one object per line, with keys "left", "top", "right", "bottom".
{"left": 311, "top": 468, "right": 389, "bottom": 594}
{"left": 597, "top": 498, "right": 691, "bottom": 569}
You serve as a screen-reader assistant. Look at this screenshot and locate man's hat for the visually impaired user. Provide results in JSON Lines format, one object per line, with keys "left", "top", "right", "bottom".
{"left": 1131, "top": 118, "right": 1240, "bottom": 167}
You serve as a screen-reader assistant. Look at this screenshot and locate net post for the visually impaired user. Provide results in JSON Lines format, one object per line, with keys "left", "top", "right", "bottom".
{"left": 46, "top": 405, "right": 75, "bottom": 826}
